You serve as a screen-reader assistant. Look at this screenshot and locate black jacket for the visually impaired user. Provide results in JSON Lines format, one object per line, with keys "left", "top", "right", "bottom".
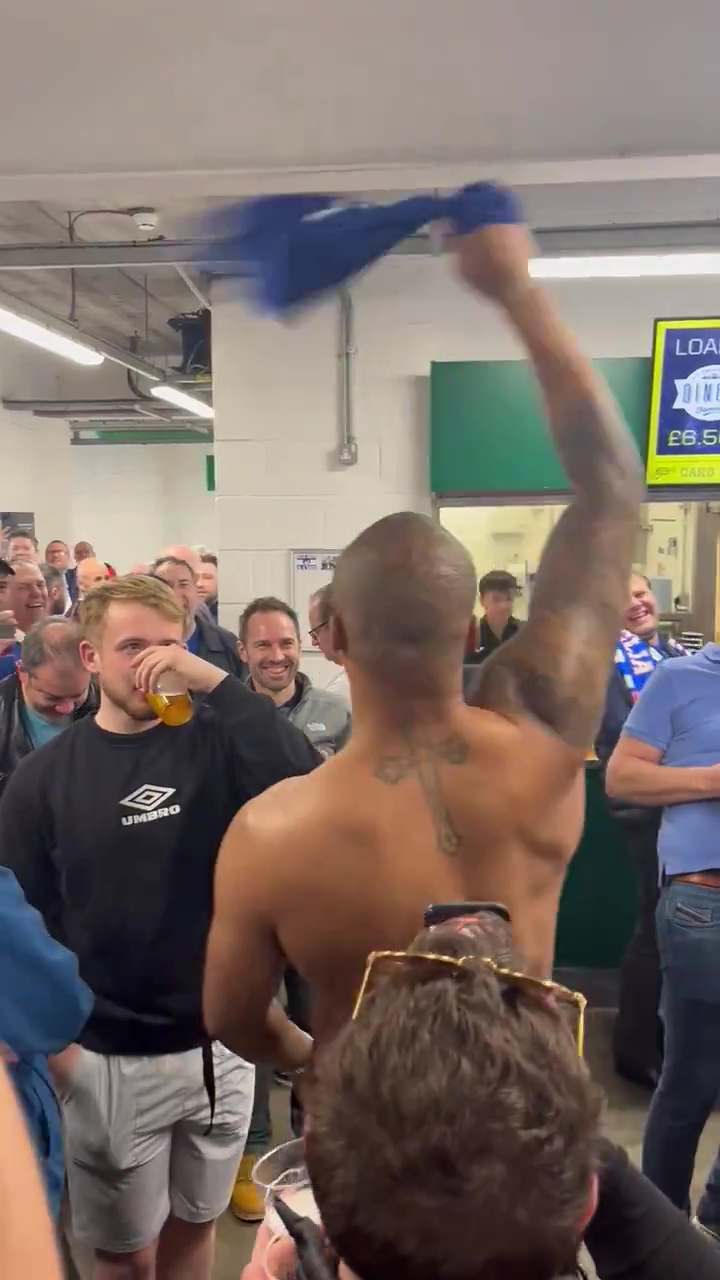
{"left": 194, "top": 611, "right": 247, "bottom": 681}
{"left": 0, "top": 672, "right": 98, "bottom": 799}
{"left": 595, "top": 637, "right": 685, "bottom": 825}
{"left": 465, "top": 616, "right": 522, "bottom": 666}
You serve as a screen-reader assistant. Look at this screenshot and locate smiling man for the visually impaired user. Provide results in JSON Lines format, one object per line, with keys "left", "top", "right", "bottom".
{"left": 596, "top": 571, "right": 687, "bottom": 1089}
{"left": 0, "top": 561, "right": 49, "bottom": 681}
{"left": 240, "top": 596, "right": 351, "bottom": 759}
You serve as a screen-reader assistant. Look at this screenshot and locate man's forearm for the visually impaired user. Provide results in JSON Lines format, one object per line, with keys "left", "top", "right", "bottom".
{"left": 502, "top": 285, "right": 644, "bottom": 510}
{"left": 216, "top": 999, "right": 312, "bottom": 1070}
{"left": 606, "top": 757, "right": 716, "bottom": 806}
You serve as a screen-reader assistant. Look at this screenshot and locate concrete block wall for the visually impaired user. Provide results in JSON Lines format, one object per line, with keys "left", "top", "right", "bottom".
{"left": 212, "top": 259, "right": 720, "bottom": 684}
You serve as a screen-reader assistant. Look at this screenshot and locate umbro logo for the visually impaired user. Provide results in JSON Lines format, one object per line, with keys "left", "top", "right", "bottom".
{"left": 120, "top": 785, "right": 181, "bottom": 827}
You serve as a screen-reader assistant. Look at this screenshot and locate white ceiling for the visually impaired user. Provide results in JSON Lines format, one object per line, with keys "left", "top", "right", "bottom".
{"left": 1, "top": 0, "right": 719, "bottom": 204}
{"left": 1, "top": 0, "right": 720, "bottom": 415}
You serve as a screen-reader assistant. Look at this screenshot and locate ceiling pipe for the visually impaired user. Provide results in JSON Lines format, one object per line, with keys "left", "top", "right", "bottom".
{"left": 1, "top": 220, "right": 720, "bottom": 272}
{"left": 2, "top": 398, "right": 163, "bottom": 413}
{"left": 336, "top": 288, "right": 357, "bottom": 467}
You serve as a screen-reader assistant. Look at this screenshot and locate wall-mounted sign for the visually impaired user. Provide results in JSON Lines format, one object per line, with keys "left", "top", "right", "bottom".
{"left": 647, "top": 318, "right": 720, "bottom": 485}
{"left": 290, "top": 550, "right": 341, "bottom": 651}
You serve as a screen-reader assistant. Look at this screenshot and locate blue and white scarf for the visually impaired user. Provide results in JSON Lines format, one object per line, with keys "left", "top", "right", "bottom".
{"left": 614, "top": 629, "right": 686, "bottom": 702}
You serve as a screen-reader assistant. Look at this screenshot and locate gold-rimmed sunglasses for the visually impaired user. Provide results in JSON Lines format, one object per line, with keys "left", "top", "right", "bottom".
{"left": 352, "top": 950, "right": 587, "bottom": 1057}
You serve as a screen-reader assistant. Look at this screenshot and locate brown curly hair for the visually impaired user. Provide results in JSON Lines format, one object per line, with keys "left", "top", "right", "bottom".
{"left": 306, "top": 953, "right": 601, "bottom": 1280}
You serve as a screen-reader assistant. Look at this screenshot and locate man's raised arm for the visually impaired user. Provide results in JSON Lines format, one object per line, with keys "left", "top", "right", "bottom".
{"left": 456, "top": 223, "right": 644, "bottom": 751}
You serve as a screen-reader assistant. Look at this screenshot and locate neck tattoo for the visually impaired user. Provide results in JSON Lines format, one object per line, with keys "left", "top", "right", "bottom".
{"left": 374, "top": 730, "right": 468, "bottom": 856}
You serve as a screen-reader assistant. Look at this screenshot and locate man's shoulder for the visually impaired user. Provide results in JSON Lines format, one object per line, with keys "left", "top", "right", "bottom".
{"left": 0, "top": 672, "right": 19, "bottom": 709}
{"left": 304, "top": 684, "right": 350, "bottom": 720}
{"left": 12, "top": 717, "right": 90, "bottom": 779}
{"left": 228, "top": 770, "right": 327, "bottom": 865}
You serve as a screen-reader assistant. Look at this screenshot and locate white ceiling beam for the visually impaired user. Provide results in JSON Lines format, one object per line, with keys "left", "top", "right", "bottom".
{"left": 2, "top": 153, "right": 720, "bottom": 204}
{"left": 1, "top": 221, "right": 720, "bottom": 273}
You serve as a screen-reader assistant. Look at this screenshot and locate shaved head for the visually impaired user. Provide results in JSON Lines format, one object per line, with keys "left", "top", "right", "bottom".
{"left": 333, "top": 513, "right": 476, "bottom": 694}
{"left": 159, "top": 545, "right": 202, "bottom": 578}
{"left": 77, "top": 558, "right": 110, "bottom": 597}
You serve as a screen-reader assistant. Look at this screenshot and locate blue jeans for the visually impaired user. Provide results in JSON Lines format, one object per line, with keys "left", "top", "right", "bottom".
{"left": 244, "top": 967, "right": 311, "bottom": 1155}
{"left": 642, "top": 880, "right": 720, "bottom": 1227}
{"left": 245, "top": 1066, "right": 272, "bottom": 1156}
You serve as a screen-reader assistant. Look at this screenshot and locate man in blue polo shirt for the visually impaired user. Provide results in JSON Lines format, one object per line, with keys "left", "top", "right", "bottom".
{"left": 607, "top": 644, "right": 720, "bottom": 1240}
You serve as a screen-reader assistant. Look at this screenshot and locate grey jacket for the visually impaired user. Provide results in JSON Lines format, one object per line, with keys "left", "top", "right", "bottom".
{"left": 287, "top": 673, "right": 351, "bottom": 758}
{"left": 246, "top": 672, "right": 351, "bottom": 757}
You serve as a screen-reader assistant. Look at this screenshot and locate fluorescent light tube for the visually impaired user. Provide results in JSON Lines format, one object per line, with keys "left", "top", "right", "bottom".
{"left": 150, "top": 384, "right": 215, "bottom": 419}
{"left": 531, "top": 253, "right": 720, "bottom": 281}
{"left": 0, "top": 306, "right": 104, "bottom": 365}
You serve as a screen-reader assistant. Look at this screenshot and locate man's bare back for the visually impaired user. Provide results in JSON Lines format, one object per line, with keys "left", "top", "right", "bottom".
{"left": 203, "top": 210, "right": 644, "bottom": 1068}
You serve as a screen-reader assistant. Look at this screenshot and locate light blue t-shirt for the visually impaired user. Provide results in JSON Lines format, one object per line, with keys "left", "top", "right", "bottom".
{"left": 21, "top": 704, "right": 72, "bottom": 749}
{"left": 622, "top": 643, "right": 720, "bottom": 875}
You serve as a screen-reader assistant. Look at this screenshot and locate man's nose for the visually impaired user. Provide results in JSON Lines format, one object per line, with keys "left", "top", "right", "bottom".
{"left": 54, "top": 699, "right": 75, "bottom": 715}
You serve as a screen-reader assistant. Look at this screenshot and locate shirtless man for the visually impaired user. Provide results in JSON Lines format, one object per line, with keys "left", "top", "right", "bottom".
{"left": 203, "top": 215, "right": 644, "bottom": 1064}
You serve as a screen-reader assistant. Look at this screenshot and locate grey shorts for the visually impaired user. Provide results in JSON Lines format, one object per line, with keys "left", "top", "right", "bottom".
{"left": 62, "top": 1044, "right": 254, "bottom": 1254}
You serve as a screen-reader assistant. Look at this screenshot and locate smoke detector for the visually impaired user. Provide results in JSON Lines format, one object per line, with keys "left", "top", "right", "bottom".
{"left": 129, "top": 207, "right": 159, "bottom": 233}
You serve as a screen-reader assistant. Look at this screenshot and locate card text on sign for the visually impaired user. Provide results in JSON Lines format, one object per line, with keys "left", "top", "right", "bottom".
{"left": 647, "top": 318, "right": 720, "bottom": 485}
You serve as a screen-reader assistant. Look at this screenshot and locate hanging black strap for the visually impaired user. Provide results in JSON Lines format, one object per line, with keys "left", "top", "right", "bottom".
{"left": 202, "top": 1039, "right": 216, "bottom": 1135}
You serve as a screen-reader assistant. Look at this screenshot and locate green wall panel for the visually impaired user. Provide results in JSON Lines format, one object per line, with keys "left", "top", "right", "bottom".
{"left": 555, "top": 769, "right": 637, "bottom": 969}
{"left": 430, "top": 357, "right": 651, "bottom": 496}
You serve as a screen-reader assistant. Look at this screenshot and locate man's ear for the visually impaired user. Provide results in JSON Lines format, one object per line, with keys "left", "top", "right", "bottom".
{"left": 578, "top": 1172, "right": 599, "bottom": 1233}
{"left": 238, "top": 642, "right": 249, "bottom": 664}
{"left": 79, "top": 638, "right": 100, "bottom": 676}
{"left": 331, "top": 613, "right": 348, "bottom": 657}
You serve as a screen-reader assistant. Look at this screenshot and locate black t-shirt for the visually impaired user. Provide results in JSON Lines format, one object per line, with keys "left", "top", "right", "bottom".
{"left": 465, "top": 616, "right": 521, "bottom": 665}
{"left": 0, "top": 676, "right": 319, "bottom": 1055}
{"left": 584, "top": 1141, "right": 720, "bottom": 1279}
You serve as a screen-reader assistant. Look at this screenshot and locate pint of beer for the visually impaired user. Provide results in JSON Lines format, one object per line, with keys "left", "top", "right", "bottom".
{"left": 146, "top": 672, "right": 193, "bottom": 726}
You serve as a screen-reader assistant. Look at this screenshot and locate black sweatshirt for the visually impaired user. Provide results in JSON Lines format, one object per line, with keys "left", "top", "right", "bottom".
{"left": 584, "top": 1140, "right": 720, "bottom": 1279}
{"left": 0, "top": 676, "right": 319, "bottom": 1056}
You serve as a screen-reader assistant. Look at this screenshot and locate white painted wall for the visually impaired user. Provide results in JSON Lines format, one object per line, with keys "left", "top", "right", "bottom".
{"left": 0, "top": 335, "right": 217, "bottom": 569}
{"left": 212, "top": 259, "right": 720, "bottom": 682}
{"left": 0, "top": 405, "right": 73, "bottom": 547}
{"left": 0, "top": 412, "right": 215, "bottom": 571}
{"left": 69, "top": 442, "right": 216, "bottom": 571}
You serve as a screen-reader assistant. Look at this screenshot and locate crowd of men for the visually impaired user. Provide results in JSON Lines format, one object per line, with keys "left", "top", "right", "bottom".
{"left": 2, "top": 215, "right": 720, "bottom": 1280}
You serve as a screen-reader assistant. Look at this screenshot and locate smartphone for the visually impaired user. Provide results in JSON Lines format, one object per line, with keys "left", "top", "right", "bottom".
{"left": 0, "top": 621, "right": 16, "bottom": 641}
{"left": 423, "top": 902, "right": 511, "bottom": 928}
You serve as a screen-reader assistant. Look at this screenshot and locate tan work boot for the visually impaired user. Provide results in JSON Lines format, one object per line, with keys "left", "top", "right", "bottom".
{"left": 231, "top": 1153, "right": 265, "bottom": 1223}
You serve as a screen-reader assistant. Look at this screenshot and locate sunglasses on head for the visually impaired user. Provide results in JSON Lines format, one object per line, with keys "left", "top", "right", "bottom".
{"left": 353, "top": 950, "right": 587, "bottom": 1057}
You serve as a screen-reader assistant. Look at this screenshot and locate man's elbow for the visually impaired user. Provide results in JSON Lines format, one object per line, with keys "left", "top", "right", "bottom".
{"left": 605, "top": 754, "right": 634, "bottom": 801}
{"left": 203, "top": 979, "right": 254, "bottom": 1060}
{"left": 585, "top": 448, "right": 644, "bottom": 518}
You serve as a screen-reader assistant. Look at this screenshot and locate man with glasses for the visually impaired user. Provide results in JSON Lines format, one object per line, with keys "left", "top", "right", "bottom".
{"left": 308, "top": 586, "right": 351, "bottom": 707}
{"left": 0, "top": 617, "right": 95, "bottom": 797}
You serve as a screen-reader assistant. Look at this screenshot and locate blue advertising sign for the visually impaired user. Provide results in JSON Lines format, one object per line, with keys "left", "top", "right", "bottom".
{"left": 647, "top": 318, "right": 720, "bottom": 485}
